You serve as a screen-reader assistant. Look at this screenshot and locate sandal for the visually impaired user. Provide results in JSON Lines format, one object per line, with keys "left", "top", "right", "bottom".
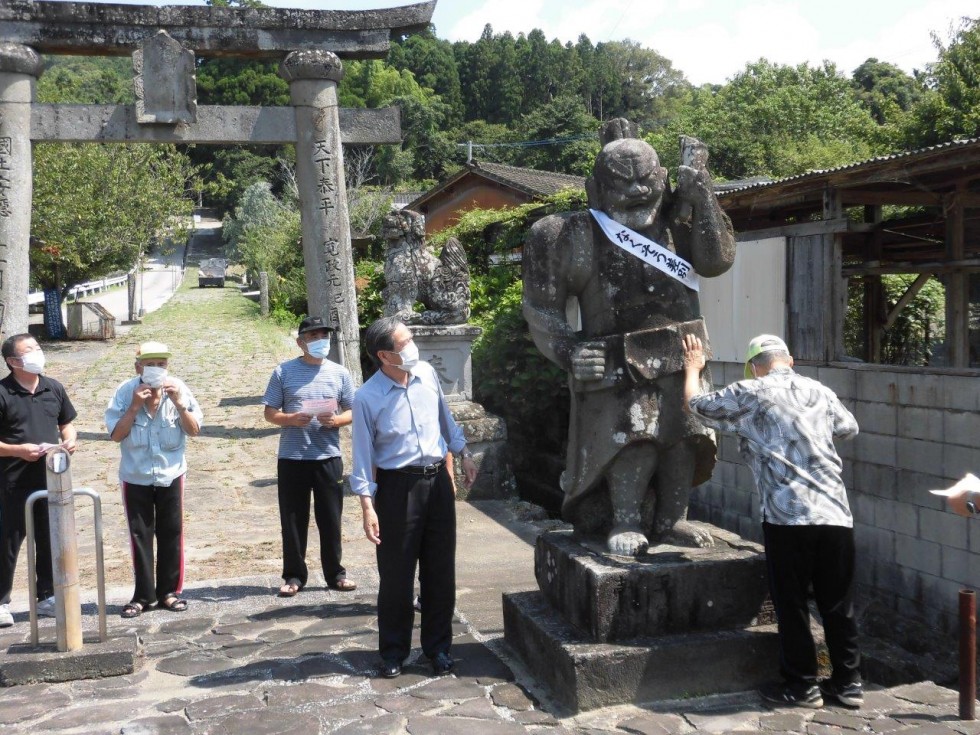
{"left": 278, "top": 579, "right": 302, "bottom": 597}
{"left": 160, "top": 595, "right": 188, "bottom": 612}
{"left": 329, "top": 578, "right": 357, "bottom": 592}
{"left": 121, "top": 602, "right": 144, "bottom": 619}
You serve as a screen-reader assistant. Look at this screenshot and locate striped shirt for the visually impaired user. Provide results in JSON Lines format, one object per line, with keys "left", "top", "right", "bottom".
{"left": 688, "top": 367, "right": 858, "bottom": 527}
{"left": 262, "top": 357, "right": 354, "bottom": 460}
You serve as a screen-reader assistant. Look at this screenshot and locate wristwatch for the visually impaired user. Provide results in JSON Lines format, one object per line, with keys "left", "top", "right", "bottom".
{"left": 458, "top": 448, "right": 473, "bottom": 460}
{"left": 967, "top": 496, "right": 979, "bottom": 515}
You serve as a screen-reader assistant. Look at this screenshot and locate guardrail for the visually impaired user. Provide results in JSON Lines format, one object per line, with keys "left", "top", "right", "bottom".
{"left": 28, "top": 274, "right": 129, "bottom": 305}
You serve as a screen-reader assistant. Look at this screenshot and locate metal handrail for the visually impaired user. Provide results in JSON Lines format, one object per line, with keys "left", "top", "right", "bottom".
{"left": 25, "top": 487, "right": 107, "bottom": 646}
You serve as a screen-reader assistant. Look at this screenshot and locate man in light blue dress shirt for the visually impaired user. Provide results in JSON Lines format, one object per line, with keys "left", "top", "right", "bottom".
{"left": 351, "top": 316, "right": 478, "bottom": 679}
{"left": 106, "top": 341, "right": 203, "bottom": 618}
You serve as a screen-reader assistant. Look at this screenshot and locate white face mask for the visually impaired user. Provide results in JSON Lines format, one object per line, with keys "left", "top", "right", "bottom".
{"left": 395, "top": 340, "right": 419, "bottom": 372}
{"left": 306, "top": 337, "right": 331, "bottom": 359}
{"left": 141, "top": 366, "right": 168, "bottom": 388}
{"left": 18, "top": 350, "right": 45, "bottom": 375}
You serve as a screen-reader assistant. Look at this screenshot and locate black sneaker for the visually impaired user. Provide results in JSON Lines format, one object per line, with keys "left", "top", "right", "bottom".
{"left": 820, "top": 679, "right": 863, "bottom": 708}
{"left": 760, "top": 681, "right": 823, "bottom": 709}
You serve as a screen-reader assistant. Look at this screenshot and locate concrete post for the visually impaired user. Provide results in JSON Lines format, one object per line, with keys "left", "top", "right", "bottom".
{"left": 45, "top": 448, "right": 83, "bottom": 652}
{"left": 280, "top": 50, "right": 361, "bottom": 385}
{"left": 259, "top": 271, "right": 269, "bottom": 316}
{"left": 0, "top": 44, "right": 43, "bottom": 338}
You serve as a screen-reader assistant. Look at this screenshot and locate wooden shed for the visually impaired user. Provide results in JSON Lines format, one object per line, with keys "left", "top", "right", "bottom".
{"left": 714, "top": 138, "right": 980, "bottom": 368}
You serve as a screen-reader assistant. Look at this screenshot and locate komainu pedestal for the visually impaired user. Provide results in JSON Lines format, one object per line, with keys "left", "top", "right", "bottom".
{"left": 412, "top": 325, "right": 514, "bottom": 500}
{"left": 503, "top": 527, "right": 780, "bottom": 712}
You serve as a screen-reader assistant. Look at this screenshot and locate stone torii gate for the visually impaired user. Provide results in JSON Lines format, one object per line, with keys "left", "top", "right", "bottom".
{"left": 0, "top": 0, "right": 437, "bottom": 383}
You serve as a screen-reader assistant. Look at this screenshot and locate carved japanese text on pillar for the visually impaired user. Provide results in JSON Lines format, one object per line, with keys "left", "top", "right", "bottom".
{"left": 0, "top": 138, "right": 12, "bottom": 218}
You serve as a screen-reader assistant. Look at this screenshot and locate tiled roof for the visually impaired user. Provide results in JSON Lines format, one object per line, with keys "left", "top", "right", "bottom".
{"left": 406, "top": 160, "right": 585, "bottom": 211}
{"left": 466, "top": 161, "right": 585, "bottom": 196}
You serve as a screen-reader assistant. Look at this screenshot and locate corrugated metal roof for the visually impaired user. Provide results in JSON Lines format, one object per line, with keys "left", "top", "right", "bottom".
{"left": 718, "top": 137, "right": 980, "bottom": 196}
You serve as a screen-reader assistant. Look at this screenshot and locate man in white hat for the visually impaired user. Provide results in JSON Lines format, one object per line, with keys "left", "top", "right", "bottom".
{"left": 681, "top": 333, "right": 863, "bottom": 710}
{"left": 105, "top": 341, "right": 203, "bottom": 617}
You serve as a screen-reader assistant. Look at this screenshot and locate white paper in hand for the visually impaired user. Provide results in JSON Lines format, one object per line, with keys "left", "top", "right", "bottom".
{"left": 929, "top": 473, "right": 980, "bottom": 497}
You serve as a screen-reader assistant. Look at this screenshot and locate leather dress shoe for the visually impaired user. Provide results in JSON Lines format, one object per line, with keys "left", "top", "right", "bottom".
{"left": 431, "top": 651, "right": 454, "bottom": 676}
{"left": 379, "top": 659, "right": 402, "bottom": 679}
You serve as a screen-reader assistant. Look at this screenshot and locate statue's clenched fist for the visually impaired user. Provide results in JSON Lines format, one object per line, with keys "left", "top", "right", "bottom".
{"left": 571, "top": 342, "right": 606, "bottom": 382}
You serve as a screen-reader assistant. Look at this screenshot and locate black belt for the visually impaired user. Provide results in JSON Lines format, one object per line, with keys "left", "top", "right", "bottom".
{"left": 383, "top": 459, "right": 445, "bottom": 478}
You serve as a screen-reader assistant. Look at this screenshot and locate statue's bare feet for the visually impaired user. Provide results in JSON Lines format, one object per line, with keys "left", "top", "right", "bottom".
{"left": 607, "top": 526, "right": 650, "bottom": 557}
{"left": 662, "top": 520, "right": 713, "bottom": 548}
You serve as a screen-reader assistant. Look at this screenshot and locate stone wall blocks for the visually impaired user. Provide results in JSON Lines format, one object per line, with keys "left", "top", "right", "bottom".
{"left": 943, "top": 444, "right": 980, "bottom": 482}
{"left": 944, "top": 410, "right": 980, "bottom": 448}
{"left": 940, "top": 546, "right": 976, "bottom": 587}
{"left": 875, "top": 499, "right": 918, "bottom": 537}
{"left": 893, "top": 372, "right": 943, "bottom": 408}
{"left": 855, "top": 370, "right": 898, "bottom": 405}
{"left": 897, "top": 406, "right": 944, "bottom": 442}
{"left": 894, "top": 437, "right": 944, "bottom": 474}
{"left": 895, "top": 536, "right": 941, "bottom": 577}
{"left": 851, "top": 494, "right": 876, "bottom": 527}
{"left": 850, "top": 462, "right": 897, "bottom": 499}
{"left": 895, "top": 470, "right": 949, "bottom": 509}
{"left": 817, "top": 366, "right": 857, "bottom": 400}
{"left": 970, "top": 520, "right": 980, "bottom": 555}
{"left": 942, "top": 374, "right": 980, "bottom": 412}
{"left": 919, "top": 507, "right": 968, "bottom": 550}
{"left": 853, "top": 400, "right": 898, "bottom": 436}
{"left": 853, "top": 432, "right": 897, "bottom": 468}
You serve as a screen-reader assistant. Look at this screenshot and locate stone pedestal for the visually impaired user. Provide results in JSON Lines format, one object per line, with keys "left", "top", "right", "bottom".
{"left": 0, "top": 633, "right": 141, "bottom": 686}
{"left": 503, "top": 526, "right": 780, "bottom": 712}
{"left": 413, "top": 325, "right": 515, "bottom": 500}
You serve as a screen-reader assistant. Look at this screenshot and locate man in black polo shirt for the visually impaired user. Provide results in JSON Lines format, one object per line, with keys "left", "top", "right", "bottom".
{"left": 0, "top": 334, "right": 77, "bottom": 627}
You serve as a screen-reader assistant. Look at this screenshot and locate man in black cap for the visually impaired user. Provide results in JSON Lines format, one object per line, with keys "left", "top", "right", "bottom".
{"left": 262, "top": 316, "right": 357, "bottom": 596}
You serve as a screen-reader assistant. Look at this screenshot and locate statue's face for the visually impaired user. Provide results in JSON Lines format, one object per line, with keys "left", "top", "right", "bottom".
{"left": 382, "top": 213, "right": 406, "bottom": 241}
{"left": 382, "top": 211, "right": 425, "bottom": 241}
{"left": 595, "top": 140, "right": 666, "bottom": 231}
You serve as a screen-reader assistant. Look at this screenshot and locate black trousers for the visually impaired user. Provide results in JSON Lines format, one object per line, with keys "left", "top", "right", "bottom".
{"left": 0, "top": 485, "right": 53, "bottom": 604}
{"left": 277, "top": 457, "right": 346, "bottom": 588}
{"left": 374, "top": 464, "right": 456, "bottom": 663}
{"left": 122, "top": 476, "right": 185, "bottom": 607}
{"left": 763, "top": 522, "right": 861, "bottom": 687}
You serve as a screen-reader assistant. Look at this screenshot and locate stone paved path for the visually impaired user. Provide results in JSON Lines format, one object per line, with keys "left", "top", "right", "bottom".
{"left": 3, "top": 273, "right": 978, "bottom": 733}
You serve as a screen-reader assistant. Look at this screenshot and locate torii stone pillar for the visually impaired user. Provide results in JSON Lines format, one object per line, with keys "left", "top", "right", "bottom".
{"left": 281, "top": 50, "right": 361, "bottom": 384}
{"left": 0, "top": 44, "right": 42, "bottom": 338}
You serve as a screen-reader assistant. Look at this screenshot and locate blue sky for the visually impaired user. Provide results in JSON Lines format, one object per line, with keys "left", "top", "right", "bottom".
{"left": 50, "top": 1, "right": 977, "bottom": 85}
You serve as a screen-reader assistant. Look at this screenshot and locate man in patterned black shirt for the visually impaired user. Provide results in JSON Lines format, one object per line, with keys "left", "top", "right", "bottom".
{"left": 682, "top": 333, "right": 863, "bottom": 710}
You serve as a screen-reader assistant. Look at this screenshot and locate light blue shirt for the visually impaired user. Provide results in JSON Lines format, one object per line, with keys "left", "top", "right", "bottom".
{"left": 262, "top": 357, "right": 354, "bottom": 460}
{"left": 350, "top": 361, "right": 466, "bottom": 497}
{"left": 105, "top": 376, "right": 204, "bottom": 487}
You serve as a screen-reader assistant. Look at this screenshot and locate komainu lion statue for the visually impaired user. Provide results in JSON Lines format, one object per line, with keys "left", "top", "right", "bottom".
{"left": 382, "top": 209, "right": 471, "bottom": 325}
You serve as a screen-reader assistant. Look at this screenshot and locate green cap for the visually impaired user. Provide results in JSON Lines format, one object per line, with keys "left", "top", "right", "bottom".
{"left": 744, "top": 334, "right": 788, "bottom": 379}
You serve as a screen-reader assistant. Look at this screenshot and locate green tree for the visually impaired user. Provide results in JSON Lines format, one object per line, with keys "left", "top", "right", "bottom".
{"left": 650, "top": 60, "right": 880, "bottom": 179}
{"left": 852, "top": 57, "right": 925, "bottom": 125}
{"left": 388, "top": 31, "right": 464, "bottom": 123}
{"left": 905, "top": 17, "right": 980, "bottom": 146}
{"left": 511, "top": 95, "right": 600, "bottom": 174}
{"left": 31, "top": 143, "right": 195, "bottom": 334}
{"left": 37, "top": 56, "right": 134, "bottom": 104}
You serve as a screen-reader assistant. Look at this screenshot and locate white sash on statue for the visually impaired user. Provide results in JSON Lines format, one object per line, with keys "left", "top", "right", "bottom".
{"left": 589, "top": 208, "right": 700, "bottom": 292}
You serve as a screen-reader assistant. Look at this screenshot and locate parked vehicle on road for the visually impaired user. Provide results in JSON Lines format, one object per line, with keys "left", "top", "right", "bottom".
{"left": 198, "top": 258, "right": 227, "bottom": 288}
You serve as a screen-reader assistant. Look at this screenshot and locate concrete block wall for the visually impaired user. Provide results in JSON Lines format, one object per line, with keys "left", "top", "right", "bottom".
{"left": 690, "top": 361, "right": 980, "bottom": 637}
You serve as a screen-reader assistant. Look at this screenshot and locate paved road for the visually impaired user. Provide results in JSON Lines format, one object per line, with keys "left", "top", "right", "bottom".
{"left": 2, "top": 263, "right": 976, "bottom": 733}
